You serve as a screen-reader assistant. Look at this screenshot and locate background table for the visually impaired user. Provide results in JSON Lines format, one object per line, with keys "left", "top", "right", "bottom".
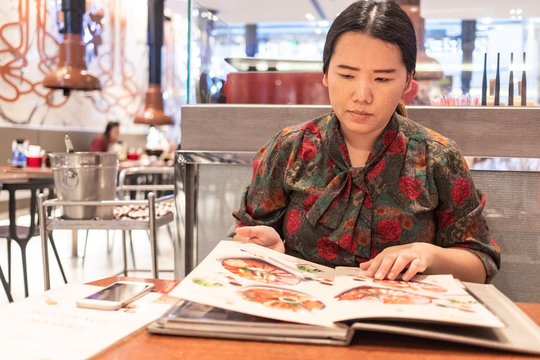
{"left": 88, "top": 277, "right": 540, "bottom": 360}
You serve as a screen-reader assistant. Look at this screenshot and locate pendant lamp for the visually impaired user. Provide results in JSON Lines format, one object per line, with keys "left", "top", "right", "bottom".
{"left": 134, "top": 0, "right": 173, "bottom": 125}
{"left": 43, "top": 0, "right": 101, "bottom": 96}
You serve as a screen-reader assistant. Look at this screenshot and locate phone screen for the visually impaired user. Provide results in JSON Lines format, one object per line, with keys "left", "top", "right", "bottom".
{"left": 85, "top": 282, "right": 150, "bottom": 302}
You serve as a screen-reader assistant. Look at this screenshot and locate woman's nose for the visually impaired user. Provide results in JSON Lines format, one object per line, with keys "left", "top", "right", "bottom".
{"left": 352, "top": 80, "right": 373, "bottom": 103}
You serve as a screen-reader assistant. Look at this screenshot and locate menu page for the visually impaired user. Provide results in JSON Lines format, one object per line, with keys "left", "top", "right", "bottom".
{"left": 170, "top": 241, "right": 504, "bottom": 328}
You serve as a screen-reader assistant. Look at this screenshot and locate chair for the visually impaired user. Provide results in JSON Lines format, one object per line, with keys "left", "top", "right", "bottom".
{"left": 117, "top": 167, "right": 175, "bottom": 265}
{"left": 81, "top": 167, "right": 175, "bottom": 269}
{"left": 0, "top": 178, "right": 67, "bottom": 297}
{"left": 40, "top": 180, "right": 176, "bottom": 289}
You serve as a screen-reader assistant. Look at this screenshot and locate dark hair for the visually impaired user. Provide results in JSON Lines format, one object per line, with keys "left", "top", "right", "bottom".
{"left": 323, "top": 0, "right": 416, "bottom": 76}
{"left": 322, "top": 1, "right": 416, "bottom": 116}
{"left": 104, "top": 121, "right": 119, "bottom": 143}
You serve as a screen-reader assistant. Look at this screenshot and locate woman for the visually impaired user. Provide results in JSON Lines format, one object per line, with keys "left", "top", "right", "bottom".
{"left": 90, "top": 121, "right": 120, "bottom": 152}
{"left": 232, "top": 0, "right": 500, "bottom": 283}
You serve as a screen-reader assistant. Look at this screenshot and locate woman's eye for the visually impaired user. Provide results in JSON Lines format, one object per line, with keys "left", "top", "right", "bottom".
{"left": 375, "top": 77, "right": 390, "bottom": 82}
{"left": 339, "top": 73, "right": 353, "bottom": 79}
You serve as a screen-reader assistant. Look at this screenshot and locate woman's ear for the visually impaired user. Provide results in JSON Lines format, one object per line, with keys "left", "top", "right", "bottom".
{"left": 403, "top": 72, "right": 413, "bottom": 93}
{"left": 322, "top": 73, "right": 328, "bottom": 88}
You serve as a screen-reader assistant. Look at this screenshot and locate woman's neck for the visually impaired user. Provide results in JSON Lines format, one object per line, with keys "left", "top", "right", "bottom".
{"left": 342, "top": 130, "right": 379, "bottom": 168}
{"left": 345, "top": 142, "right": 371, "bottom": 168}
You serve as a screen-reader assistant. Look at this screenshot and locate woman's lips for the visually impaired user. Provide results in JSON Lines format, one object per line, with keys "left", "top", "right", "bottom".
{"left": 348, "top": 110, "right": 373, "bottom": 121}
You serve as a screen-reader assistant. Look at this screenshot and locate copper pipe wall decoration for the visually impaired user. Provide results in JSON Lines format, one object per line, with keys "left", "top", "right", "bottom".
{"left": 134, "top": 0, "right": 173, "bottom": 126}
{"left": 43, "top": 0, "right": 101, "bottom": 96}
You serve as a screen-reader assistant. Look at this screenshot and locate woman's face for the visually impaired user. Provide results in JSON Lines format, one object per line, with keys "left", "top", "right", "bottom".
{"left": 109, "top": 126, "right": 120, "bottom": 143}
{"left": 323, "top": 32, "right": 412, "bottom": 143}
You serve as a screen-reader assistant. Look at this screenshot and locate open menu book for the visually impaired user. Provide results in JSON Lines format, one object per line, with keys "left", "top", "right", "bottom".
{"left": 149, "top": 241, "right": 540, "bottom": 354}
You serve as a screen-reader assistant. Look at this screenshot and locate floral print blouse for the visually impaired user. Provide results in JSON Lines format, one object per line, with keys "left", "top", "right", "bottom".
{"left": 232, "top": 112, "right": 501, "bottom": 280}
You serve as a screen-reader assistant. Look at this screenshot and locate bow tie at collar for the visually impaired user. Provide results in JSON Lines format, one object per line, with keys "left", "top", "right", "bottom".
{"left": 305, "top": 168, "right": 367, "bottom": 229}
{"left": 304, "top": 113, "right": 400, "bottom": 230}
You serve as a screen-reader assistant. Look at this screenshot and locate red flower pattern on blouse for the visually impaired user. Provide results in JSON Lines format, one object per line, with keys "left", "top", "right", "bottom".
{"left": 328, "top": 157, "right": 335, "bottom": 171}
{"left": 300, "top": 122, "right": 319, "bottom": 135}
{"left": 451, "top": 178, "right": 471, "bottom": 205}
{"left": 339, "top": 144, "right": 349, "bottom": 163}
{"left": 382, "top": 130, "right": 397, "bottom": 147}
{"left": 317, "top": 237, "right": 341, "bottom": 260}
{"left": 368, "top": 158, "right": 386, "bottom": 179}
{"left": 338, "top": 233, "right": 357, "bottom": 254}
{"left": 252, "top": 157, "right": 261, "bottom": 180}
{"left": 363, "top": 192, "right": 373, "bottom": 208}
{"left": 378, "top": 220, "right": 402, "bottom": 242}
{"left": 286, "top": 209, "right": 301, "bottom": 234}
{"left": 388, "top": 136, "right": 406, "bottom": 154}
{"left": 302, "top": 193, "right": 320, "bottom": 212}
{"left": 398, "top": 176, "right": 423, "bottom": 200}
{"left": 437, "top": 210, "right": 456, "bottom": 228}
{"left": 300, "top": 138, "right": 317, "bottom": 160}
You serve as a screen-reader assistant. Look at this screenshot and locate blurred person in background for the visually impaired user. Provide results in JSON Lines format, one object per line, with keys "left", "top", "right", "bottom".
{"left": 90, "top": 121, "right": 120, "bottom": 152}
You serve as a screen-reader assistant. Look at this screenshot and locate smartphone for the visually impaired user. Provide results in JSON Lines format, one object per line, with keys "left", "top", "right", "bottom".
{"left": 76, "top": 281, "right": 155, "bottom": 310}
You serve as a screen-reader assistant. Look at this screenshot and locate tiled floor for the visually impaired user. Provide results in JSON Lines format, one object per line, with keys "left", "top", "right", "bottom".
{"left": 0, "top": 217, "right": 176, "bottom": 305}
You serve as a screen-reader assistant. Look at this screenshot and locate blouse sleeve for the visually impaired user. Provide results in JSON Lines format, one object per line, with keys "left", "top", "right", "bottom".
{"left": 432, "top": 141, "right": 501, "bottom": 282}
{"left": 231, "top": 130, "right": 300, "bottom": 237}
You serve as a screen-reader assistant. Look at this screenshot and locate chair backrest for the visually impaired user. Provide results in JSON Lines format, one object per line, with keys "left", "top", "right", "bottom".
{"left": 468, "top": 160, "right": 540, "bottom": 303}
{"left": 117, "top": 166, "right": 174, "bottom": 200}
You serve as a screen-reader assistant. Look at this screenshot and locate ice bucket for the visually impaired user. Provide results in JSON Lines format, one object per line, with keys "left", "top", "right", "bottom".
{"left": 49, "top": 152, "right": 118, "bottom": 219}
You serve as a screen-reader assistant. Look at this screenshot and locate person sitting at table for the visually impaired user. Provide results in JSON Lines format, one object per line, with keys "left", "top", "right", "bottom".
{"left": 90, "top": 121, "right": 120, "bottom": 152}
{"left": 231, "top": 0, "right": 500, "bottom": 284}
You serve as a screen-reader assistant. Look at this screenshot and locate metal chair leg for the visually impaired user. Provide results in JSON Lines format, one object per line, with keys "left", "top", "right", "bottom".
{"left": 166, "top": 223, "right": 174, "bottom": 246}
{"left": 128, "top": 231, "right": 136, "bottom": 268}
{"left": 82, "top": 230, "right": 90, "bottom": 266}
{"left": 20, "top": 243, "right": 29, "bottom": 297}
{"left": 48, "top": 232, "right": 68, "bottom": 284}
{"left": 107, "top": 230, "right": 114, "bottom": 254}
{"left": 122, "top": 230, "right": 128, "bottom": 276}
{"left": 6, "top": 238, "right": 11, "bottom": 291}
{"left": 146, "top": 229, "right": 160, "bottom": 256}
{"left": 148, "top": 192, "right": 158, "bottom": 279}
{"left": 0, "top": 265, "right": 13, "bottom": 302}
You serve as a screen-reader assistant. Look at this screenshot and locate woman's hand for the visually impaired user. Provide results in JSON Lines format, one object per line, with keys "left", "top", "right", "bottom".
{"left": 233, "top": 225, "right": 285, "bottom": 253}
{"left": 359, "top": 242, "right": 435, "bottom": 281}
{"left": 359, "top": 242, "right": 487, "bottom": 283}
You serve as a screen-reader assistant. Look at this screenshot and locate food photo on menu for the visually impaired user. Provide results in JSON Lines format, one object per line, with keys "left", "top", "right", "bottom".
{"left": 168, "top": 241, "right": 503, "bottom": 328}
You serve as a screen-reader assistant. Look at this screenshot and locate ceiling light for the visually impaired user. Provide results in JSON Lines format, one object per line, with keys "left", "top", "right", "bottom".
{"left": 134, "top": 0, "right": 172, "bottom": 126}
{"left": 480, "top": 18, "right": 493, "bottom": 24}
{"left": 305, "top": 12, "right": 316, "bottom": 22}
{"left": 43, "top": 0, "right": 101, "bottom": 96}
